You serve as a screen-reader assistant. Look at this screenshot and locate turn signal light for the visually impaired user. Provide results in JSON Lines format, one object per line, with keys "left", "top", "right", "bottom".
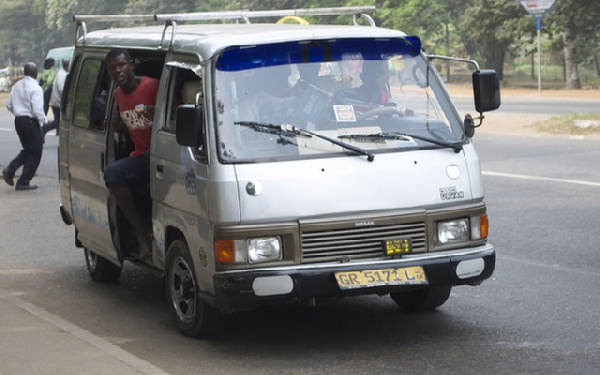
{"left": 480, "top": 214, "right": 489, "bottom": 238}
{"left": 214, "top": 240, "right": 236, "bottom": 263}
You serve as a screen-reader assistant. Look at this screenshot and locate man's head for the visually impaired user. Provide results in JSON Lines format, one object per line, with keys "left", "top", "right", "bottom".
{"left": 24, "top": 62, "right": 38, "bottom": 79}
{"left": 44, "top": 58, "right": 55, "bottom": 70}
{"left": 105, "top": 48, "right": 135, "bottom": 88}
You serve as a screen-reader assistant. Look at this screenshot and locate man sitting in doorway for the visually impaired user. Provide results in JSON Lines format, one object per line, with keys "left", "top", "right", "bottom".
{"left": 104, "top": 48, "right": 159, "bottom": 260}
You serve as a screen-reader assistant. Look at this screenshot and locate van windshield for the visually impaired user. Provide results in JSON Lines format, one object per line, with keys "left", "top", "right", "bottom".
{"left": 214, "top": 38, "right": 463, "bottom": 163}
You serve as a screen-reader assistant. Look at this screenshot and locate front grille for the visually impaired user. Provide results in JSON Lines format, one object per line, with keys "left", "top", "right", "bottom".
{"left": 301, "top": 222, "right": 426, "bottom": 262}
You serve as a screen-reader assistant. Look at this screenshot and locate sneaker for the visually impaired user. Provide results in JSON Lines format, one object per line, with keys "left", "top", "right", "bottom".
{"left": 2, "top": 169, "right": 14, "bottom": 187}
{"left": 15, "top": 184, "right": 38, "bottom": 191}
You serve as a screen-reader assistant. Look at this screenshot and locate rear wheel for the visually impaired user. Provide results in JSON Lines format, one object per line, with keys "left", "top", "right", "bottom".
{"left": 390, "top": 285, "right": 451, "bottom": 312}
{"left": 164, "top": 239, "right": 222, "bottom": 338}
{"left": 84, "top": 248, "right": 122, "bottom": 283}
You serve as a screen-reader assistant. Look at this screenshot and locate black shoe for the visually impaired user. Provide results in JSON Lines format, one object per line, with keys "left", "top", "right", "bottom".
{"left": 2, "top": 169, "right": 14, "bottom": 187}
{"left": 15, "top": 184, "right": 38, "bottom": 191}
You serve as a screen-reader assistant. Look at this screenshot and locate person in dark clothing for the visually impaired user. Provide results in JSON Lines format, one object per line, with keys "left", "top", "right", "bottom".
{"left": 3, "top": 63, "right": 48, "bottom": 191}
{"left": 39, "top": 58, "right": 56, "bottom": 115}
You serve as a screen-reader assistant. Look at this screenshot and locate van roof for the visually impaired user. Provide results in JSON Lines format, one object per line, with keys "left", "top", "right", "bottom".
{"left": 80, "top": 23, "right": 407, "bottom": 61}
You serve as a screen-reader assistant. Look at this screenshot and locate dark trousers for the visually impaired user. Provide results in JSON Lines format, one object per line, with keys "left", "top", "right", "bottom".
{"left": 43, "top": 87, "right": 52, "bottom": 115}
{"left": 43, "top": 106, "right": 60, "bottom": 134}
{"left": 7, "top": 117, "right": 43, "bottom": 186}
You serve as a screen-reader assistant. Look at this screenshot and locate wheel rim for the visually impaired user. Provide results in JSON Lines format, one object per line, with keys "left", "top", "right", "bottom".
{"left": 85, "top": 249, "right": 97, "bottom": 271}
{"left": 168, "top": 255, "right": 197, "bottom": 324}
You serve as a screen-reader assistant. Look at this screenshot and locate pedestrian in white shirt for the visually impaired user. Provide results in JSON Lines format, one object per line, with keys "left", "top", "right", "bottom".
{"left": 3, "top": 62, "right": 47, "bottom": 191}
{"left": 43, "top": 59, "right": 69, "bottom": 136}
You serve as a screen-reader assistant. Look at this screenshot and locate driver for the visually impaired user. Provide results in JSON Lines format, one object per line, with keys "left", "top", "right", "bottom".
{"left": 330, "top": 60, "right": 394, "bottom": 120}
{"left": 357, "top": 60, "right": 392, "bottom": 105}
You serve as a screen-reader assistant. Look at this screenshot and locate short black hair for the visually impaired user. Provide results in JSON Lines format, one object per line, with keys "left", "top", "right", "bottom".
{"left": 106, "top": 48, "right": 132, "bottom": 62}
{"left": 44, "top": 58, "right": 55, "bottom": 70}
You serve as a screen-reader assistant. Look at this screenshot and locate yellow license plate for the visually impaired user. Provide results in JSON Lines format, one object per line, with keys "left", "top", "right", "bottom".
{"left": 335, "top": 266, "right": 428, "bottom": 290}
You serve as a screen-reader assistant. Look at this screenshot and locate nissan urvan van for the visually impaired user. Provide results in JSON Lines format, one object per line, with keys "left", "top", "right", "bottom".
{"left": 59, "top": 7, "right": 499, "bottom": 337}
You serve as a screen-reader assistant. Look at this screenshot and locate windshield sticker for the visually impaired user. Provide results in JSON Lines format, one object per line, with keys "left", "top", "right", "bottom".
{"left": 186, "top": 169, "right": 196, "bottom": 195}
{"left": 333, "top": 105, "right": 357, "bottom": 122}
{"left": 440, "top": 186, "right": 464, "bottom": 200}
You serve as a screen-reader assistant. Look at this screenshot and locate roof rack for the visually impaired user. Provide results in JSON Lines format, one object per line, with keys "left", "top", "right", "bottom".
{"left": 74, "top": 6, "right": 377, "bottom": 48}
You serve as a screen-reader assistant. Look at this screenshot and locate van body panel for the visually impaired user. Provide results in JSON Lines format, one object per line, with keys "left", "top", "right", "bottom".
{"left": 67, "top": 123, "right": 117, "bottom": 261}
{"left": 463, "top": 142, "right": 485, "bottom": 199}
{"left": 232, "top": 149, "right": 474, "bottom": 223}
{"left": 60, "top": 52, "right": 118, "bottom": 263}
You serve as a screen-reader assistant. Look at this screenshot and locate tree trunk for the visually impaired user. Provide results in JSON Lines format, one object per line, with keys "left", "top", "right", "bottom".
{"left": 479, "top": 43, "right": 506, "bottom": 81}
{"left": 563, "top": 26, "right": 582, "bottom": 89}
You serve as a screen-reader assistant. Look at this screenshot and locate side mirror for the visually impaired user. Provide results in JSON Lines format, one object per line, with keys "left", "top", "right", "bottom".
{"left": 472, "top": 69, "right": 500, "bottom": 113}
{"left": 464, "top": 114, "right": 475, "bottom": 138}
{"left": 175, "top": 104, "right": 204, "bottom": 148}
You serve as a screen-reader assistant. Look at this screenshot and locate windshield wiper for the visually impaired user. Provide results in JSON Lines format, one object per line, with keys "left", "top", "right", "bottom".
{"left": 235, "top": 121, "right": 306, "bottom": 138}
{"left": 339, "top": 132, "right": 463, "bottom": 153}
{"left": 235, "top": 121, "right": 375, "bottom": 162}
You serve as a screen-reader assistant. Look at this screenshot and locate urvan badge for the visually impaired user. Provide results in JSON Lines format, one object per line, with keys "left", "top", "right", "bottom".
{"left": 439, "top": 186, "right": 464, "bottom": 200}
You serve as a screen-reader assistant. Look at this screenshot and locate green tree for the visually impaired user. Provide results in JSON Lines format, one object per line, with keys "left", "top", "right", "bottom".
{"left": 0, "top": 0, "right": 49, "bottom": 65}
{"left": 461, "top": 0, "right": 530, "bottom": 81}
{"left": 547, "top": 0, "right": 600, "bottom": 88}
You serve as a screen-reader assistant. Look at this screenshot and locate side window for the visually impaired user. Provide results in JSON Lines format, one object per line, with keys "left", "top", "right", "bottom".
{"left": 62, "top": 57, "right": 79, "bottom": 122}
{"left": 165, "top": 67, "right": 201, "bottom": 133}
{"left": 72, "top": 58, "right": 109, "bottom": 131}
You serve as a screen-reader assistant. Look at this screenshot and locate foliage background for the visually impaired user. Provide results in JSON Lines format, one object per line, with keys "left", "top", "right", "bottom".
{"left": 0, "top": 0, "right": 598, "bottom": 88}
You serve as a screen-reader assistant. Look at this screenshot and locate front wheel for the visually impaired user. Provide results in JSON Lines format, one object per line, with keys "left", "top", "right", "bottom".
{"left": 84, "top": 248, "right": 122, "bottom": 283}
{"left": 390, "top": 285, "right": 451, "bottom": 312}
{"left": 164, "top": 239, "right": 222, "bottom": 338}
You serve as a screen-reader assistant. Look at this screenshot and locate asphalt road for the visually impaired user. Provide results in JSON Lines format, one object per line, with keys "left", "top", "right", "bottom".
{"left": 0, "top": 108, "right": 599, "bottom": 374}
{"left": 454, "top": 95, "right": 600, "bottom": 116}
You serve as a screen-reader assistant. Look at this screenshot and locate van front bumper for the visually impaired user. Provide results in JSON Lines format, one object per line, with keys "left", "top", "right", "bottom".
{"left": 212, "top": 244, "right": 495, "bottom": 313}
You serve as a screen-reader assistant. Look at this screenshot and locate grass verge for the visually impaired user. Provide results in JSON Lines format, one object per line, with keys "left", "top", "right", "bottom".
{"left": 532, "top": 113, "right": 600, "bottom": 135}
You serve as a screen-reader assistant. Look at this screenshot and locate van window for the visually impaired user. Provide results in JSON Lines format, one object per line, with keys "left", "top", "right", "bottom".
{"left": 215, "top": 38, "right": 459, "bottom": 164}
{"left": 165, "top": 67, "right": 200, "bottom": 133}
{"left": 72, "top": 58, "right": 108, "bottom": 131}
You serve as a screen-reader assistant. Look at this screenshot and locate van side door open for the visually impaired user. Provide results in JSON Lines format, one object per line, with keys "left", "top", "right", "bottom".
{"left": 61, "top": 54, "right": 118, "bottom": 263}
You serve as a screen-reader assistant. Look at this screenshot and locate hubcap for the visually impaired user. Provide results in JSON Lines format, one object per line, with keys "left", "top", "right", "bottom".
{"left": 169, "top": 256, "right": 197, "bottom": 324}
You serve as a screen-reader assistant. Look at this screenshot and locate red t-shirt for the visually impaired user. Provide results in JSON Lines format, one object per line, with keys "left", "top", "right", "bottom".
{"left": 114, "top": 76, "right": 160, "bottom": 157}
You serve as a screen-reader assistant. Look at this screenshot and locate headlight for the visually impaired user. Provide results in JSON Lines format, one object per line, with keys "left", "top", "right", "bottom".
{"left": 438, "top": 219, "right": 469, "bottom": 244}
{"left": 248, "top": 237, "right": 282, "bottom": 263}
{"left": 214, "top": 237, "right": 282, "bottom": 264}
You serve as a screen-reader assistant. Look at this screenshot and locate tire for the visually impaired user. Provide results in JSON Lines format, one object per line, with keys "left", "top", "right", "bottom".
{"left": 164, "top": 239, "right": 222, "bottom": 338}
{"left": 390, "top": 285, "right": 452, "bottom": 312}
{"left": 84, "top": 248, "right": 122, "bottom": 283}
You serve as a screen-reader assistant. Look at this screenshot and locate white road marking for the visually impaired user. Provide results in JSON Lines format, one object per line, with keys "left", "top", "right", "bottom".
{"left": 483, "top": 171, "right": 600, "bottom": 187}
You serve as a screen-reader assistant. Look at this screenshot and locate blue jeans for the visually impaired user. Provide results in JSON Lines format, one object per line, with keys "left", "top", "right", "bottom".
{"left": 104, "top": 151, "right": 150, "bottom": 189}
{"left": 7, "top": 116, "right": 43, "bottom": 186}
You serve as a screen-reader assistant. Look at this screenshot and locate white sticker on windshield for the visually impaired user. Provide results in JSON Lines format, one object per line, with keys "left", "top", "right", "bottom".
{"left": 333, "top": 105, "right": 357, "bottom": 122}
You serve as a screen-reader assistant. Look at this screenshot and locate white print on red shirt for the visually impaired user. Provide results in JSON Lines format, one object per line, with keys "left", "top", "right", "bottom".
{"left": 120, "top": 109, "right": 152, "bottom": 130}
